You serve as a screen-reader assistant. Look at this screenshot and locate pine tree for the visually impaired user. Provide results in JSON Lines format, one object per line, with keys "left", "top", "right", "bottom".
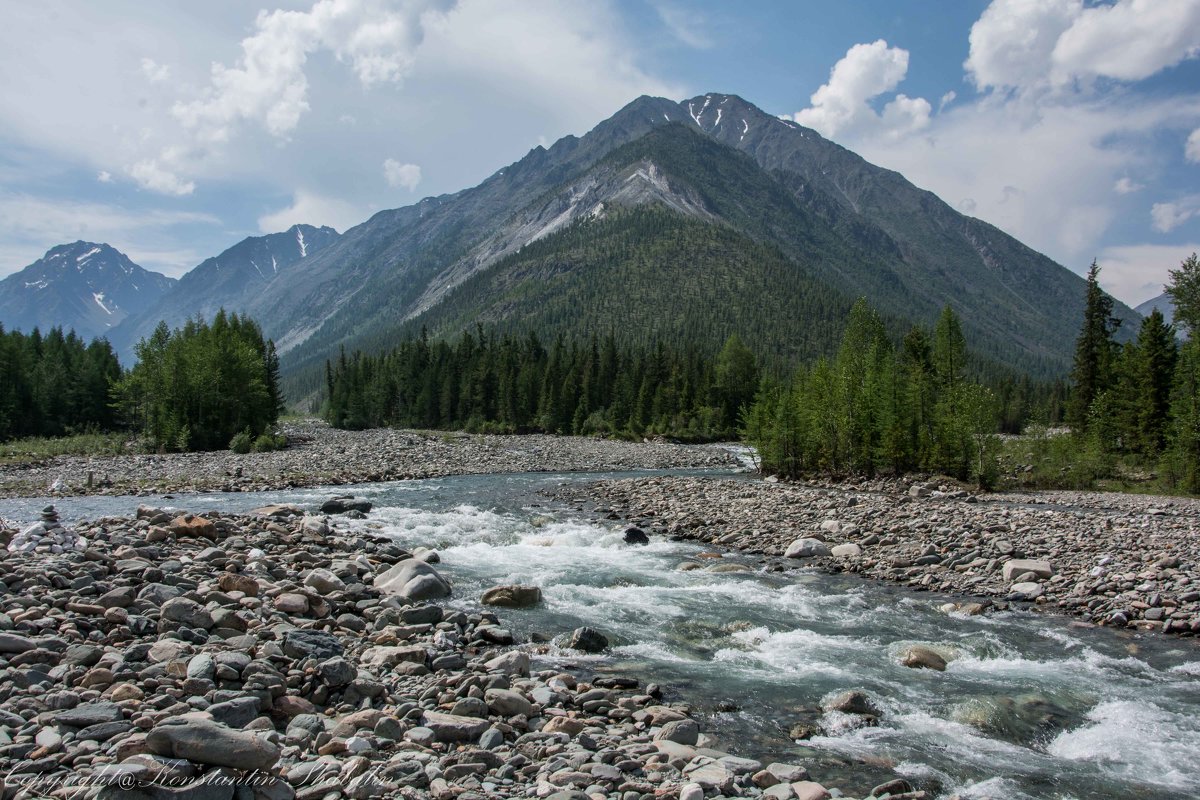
{"left": 1166, "top": 252, "right": 1200, "bottom": 338}
{"left": 1134, "top": 309, "right": 1177, "bottom": 455}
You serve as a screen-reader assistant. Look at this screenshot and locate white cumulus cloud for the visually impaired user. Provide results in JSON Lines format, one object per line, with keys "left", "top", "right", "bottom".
{"left": 1098, "top": 242, "right": 1200, "bottom": 305}
{"left": 128, "top": 157, "right": 195, "bottom": 196}
{"left": 793, "top": 39, "right": 930, "bottom": 140}
{"left": 383, "top": 159, "right": 421, "bottom": 190}
{"left": 966, "top": 0, "right": 1200, "bottom": 92}
{"left": 1187, "top": 127, "right": 1200, "bottom": 162}
{"left": 1152, "top": 195, "right": 1200, "bottom": 233}
{"left": 96, "top": 170, "right": 113, "bottom": 183}
{"left": 173, "top": 0, "right": 452, "bottom": 143}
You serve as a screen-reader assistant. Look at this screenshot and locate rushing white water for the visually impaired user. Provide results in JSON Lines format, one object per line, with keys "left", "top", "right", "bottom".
{"left": 6, "top": 470, "right": 1198, "bottom": 800}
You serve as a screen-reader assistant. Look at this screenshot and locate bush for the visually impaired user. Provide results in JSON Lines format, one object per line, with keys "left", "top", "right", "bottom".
{"left": 252, "top": 433, "right": 287, "bottom": 452}
{"left": 229, "top": 429, "right": 253, "bottom": 454}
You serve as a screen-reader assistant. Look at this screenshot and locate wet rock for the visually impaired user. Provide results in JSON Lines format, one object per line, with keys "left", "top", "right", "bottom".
{"left": 899, "top": 645, "right": 948, "bottom": 672}
{"left": 830, "top": 543, "right": 862, "bottom": 558}
{"left": 480, "top": 585, "right": 542, "bottom": 608}
{"left": 823, "top": 690, "right": 879, "bottom": 716}
{"left": 565, "top": 626, "right": 608, "bottom": 652}
{"left": 374, "top": 559, "right": 452, "bottom": 600}
{"left": 655, "top": 718, "right": 699, "bottom": 745}
{"left": 624, "top": 526, "right": 650, "bottom": 544}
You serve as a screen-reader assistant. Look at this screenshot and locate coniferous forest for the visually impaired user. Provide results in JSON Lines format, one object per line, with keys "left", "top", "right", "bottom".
{"left": 0, "top": 326, "right": 121, "bottom": 440}
{"left": 323, "top": 327, "right": 759, "bottom": 441}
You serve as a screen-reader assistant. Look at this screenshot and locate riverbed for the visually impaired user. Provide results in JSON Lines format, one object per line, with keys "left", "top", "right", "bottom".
{"left": 5, "top": 470, "right": 1197, "bottom": 800}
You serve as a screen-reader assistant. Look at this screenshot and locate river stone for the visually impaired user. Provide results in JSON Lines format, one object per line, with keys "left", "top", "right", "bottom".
{"left": 53, "top": 701, "right": 124, "bottom": 728}
{"left": 1010, "top": 581, "right": 1044, "bottom": 600}
{"left": 0, "top": 633, "right": 36, "bottom": 653}
{"left": 792, "top": 781, "right": 832, "bottom": 800}
{"left": 485, "top": 688, "right": 534, "bottom": 718}
{"left": 830, "top": 543, "right": 862, "bottom": 558}
{"left": 823, "top": 690, "right": 878, "bottom": 716}
{"left": 480, "top": 585, "right": 542, "bottom": 608}
{"left": 160, "top": 597, "right": 214, "bottom": 629}
{"left": 282, "top": 629, "right": 344, "bottom": 660}
{"left": 624, "top": 526, "right": 650, "bottom": 544}
{"left": 207, "top": 697, "right": 261, "bottom": 729}
{"left": 374, "top": 559, "right": 452, "bottom": 600}
{"left": 1002, "top": 559, "right": 1054, "bottom": 582}
{"left": 304, "top": 568, "right": 346, "bottom": 594}
{"left": 679, "top": 785, "right": 705, "bottom": 800}
{"left": 655, "top": 718, "right": 699, "bottom": 745}
{"left": 147, "top": 718, "right": 281, "bottom": 770}
{"left": 565, "top": 626, "right": 608, "bottom": 652}
{"left": 217, "top": 572, "right": 259, "bottom": 596}
{"left": 317, "top": 657, "right": 356, "bottom": 687}
{"left": 899, "top": 645, "right": 947, "bottom": 671}
{"left": 484, "top": 650, "right": 530, "bottom": 676}
{"left": 767, "top": 763, "right": 811, "bottom": 783}
{"left": 168, "top": 514, "right": 216, "bottom": 539}
{"left": 784, "top": 538, "right": 831, "bottom": 558}
{"left": 273, "top": 592, "right": 309, "bottom": 614}
{"left": 421, "top": 711, "right": 489, "bottom": 742}
{"left": 683, "top": 757, "right": 735, "bottom": 793}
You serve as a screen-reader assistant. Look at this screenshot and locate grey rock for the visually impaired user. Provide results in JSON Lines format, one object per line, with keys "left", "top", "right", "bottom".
{"left": 374, "top": 559, "right": 452, "bottom": 600}
{"left": 784, "top": 538, "right": 831, "bottom": 558}
{"left": 282, "top": 629, "right": 343, "bottom": 660}
{"left": 146, "top": 718, "right": 281, "bottom": 770}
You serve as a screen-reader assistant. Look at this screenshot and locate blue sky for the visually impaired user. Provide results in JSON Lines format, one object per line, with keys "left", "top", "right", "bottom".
{"left": 1, "top": 0, "right": 1198, "bottom": 305}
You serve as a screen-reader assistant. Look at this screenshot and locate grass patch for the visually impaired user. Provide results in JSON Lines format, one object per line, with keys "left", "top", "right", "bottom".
{"left": 0, "top": 431, "right": 131, "bottom": 464}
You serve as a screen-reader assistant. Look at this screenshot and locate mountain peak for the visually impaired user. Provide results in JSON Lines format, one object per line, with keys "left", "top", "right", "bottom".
{"left": 0, "top": 242, "right": 176, "bottom": 339}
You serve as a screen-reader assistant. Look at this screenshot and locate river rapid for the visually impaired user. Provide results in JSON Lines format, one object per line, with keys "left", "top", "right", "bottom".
{"left": 3, "top": 470, "right": 1198, "bottom": 800}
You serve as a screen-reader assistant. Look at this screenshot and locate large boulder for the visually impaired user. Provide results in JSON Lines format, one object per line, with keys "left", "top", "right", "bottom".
{"left": 146, "top": 718, "right": 281, "bottom": 770}
{"left": 167, "top": 514, "right": 216, "bottom": 540}
{"left": 564, "top": 627, "right": 608, "bottom": 653}
{"left": 480, "top": 585, "right": 542, "bottom": 608}
{"left": 282, "top": 630, "right": 344, "bottom": 661}
{"left": 374, "top": 559, "right": 452, "bottom": 600}
{"left": 784, "top": 538, "right": 831, "bottom": 559}
{"left": 1002, "top": 559, "right": 1054, "bottom": 582}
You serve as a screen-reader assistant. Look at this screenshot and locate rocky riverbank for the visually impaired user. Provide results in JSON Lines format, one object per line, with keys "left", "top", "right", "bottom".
{"left": 555, "top": 474, "right": 1200, "bottom": 637}
{"left": 0, "top": 503, "right": 911, "bottom": 800}
{"left": 0, "top": 420, "right": 739, "bottom": 500}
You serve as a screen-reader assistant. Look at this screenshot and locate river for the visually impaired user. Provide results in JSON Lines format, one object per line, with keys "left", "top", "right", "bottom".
{"left": 3, "top": 470, "right": 1198, "bottom": 800}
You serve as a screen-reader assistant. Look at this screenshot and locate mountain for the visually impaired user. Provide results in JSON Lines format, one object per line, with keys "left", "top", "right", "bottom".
{"left": 1136, "top": 292, "right": 1175, "bottom": 325}
{"left": 266, "top": 93, "right": 1139, "bottom": 391}
{"left": 0, "top": 242, "right": 176, "bottom": 341}
{"left": 109, "top": 224, "right": 339, "bottom": 360}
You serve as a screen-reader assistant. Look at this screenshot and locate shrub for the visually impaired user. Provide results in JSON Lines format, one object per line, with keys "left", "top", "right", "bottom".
{"left": 252, "top": 433, "right": 287, "bottom": 452}
{"left": 229, "top": 429, "right": 253, "bottom": 454}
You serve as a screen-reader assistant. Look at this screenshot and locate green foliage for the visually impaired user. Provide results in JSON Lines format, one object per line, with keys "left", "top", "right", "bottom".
{"left": 322, "top": 328, "right": 751, "bottom": 441}
{"left": 229, "top": 429, "right": 253, "bottom": 454}
{"left": 0, "top": 429, "right": 128, "bottom": 464}
{"left": 1166, "top": 252, "right": 1200, "bottom": 338}
{"left": 252, "top": 432, "right": 287, "bottom": 452}
{"left": 744, "top": 303, "right": 1010, "bottom": 487}
{"left": 0, "top": 325, "right": 122, "bottom": 441}
{"left": 1067, "top": 261, "right": 1121, "bottom": 430}
{"left": 115, "top": 311, "right": 282, "bottom": 452}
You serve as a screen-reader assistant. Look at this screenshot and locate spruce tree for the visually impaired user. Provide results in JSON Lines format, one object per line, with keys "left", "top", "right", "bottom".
{"left": 1067, "top": 261, "right": 1120, "bottom": 431}
{"left": 1166, "top": 252, "right": 1200, "bottom": 338}
{"left": 1134, "top": 309, "right": 1177, "bottom": 455}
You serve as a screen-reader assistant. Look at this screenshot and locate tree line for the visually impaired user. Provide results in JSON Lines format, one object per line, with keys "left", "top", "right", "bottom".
{"left": 1058, "top": 254, "right": 1200, "bottom": 492}
{"left": 323, "top": 327, "right": 758, "bottom": 440}
{"left": 0, "top": 325, "right": 121, "bottom": 440}
{"left": 0, "top": 311, "right": 283, "bottom": 452}
{"left": 742, "top": 301, "right": 1004, "bottom": 486}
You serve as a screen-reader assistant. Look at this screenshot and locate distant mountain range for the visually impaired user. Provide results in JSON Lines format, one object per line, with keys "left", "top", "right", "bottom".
{"left": 0, "top": 92, "right": 1142, "bottom": 390}
{"left": 107, "top": 224, "right": 338, "bottom": 360}
{"left": 0, "top": 242, "right": 175, "bottom": 341}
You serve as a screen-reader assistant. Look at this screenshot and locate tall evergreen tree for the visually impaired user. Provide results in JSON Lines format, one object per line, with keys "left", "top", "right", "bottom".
{"left": 1067, "top": 261, "right": 1120, "bottom": 431}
